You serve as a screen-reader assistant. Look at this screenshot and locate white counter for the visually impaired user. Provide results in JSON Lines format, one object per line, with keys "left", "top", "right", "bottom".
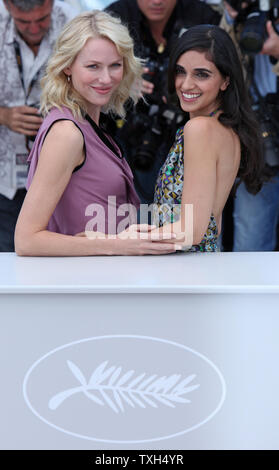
{"left": 1, "top": 251, "right": 279, "bottom": 293}
{"left": 1, "top": 252, "right": 279, "bottom": 449}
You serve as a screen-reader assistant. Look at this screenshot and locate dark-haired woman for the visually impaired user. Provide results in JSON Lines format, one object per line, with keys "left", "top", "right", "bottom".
{"left": 153, "top": 24, "right": 264, "bottom": 252}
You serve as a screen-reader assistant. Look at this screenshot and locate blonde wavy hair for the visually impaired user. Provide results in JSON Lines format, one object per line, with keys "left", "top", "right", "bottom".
{"left": 40, "top": 10, "right": 143, "bottom": 120}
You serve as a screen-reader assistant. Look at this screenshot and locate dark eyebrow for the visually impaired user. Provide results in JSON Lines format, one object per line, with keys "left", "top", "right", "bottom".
{"left": 176, "top": 64, "right": 213, "bottom": 74}
{"left": 194, "top": 67, "right": 213, "bottom": 74}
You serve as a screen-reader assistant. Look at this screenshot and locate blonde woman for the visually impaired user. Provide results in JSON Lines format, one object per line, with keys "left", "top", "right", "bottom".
{"left": 15, "top": 11, "right": 176, "bottom": 256}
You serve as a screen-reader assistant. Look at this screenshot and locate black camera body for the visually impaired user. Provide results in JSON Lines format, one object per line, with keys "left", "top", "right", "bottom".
{"left": 27, "top": 103, "right": 42, "bottom": 143}
{"left": 122, "top": 52, "right": 185, "bottom": 171}
{"left": 227, "top": 0, "right": 279, "bottom": 54}
{"left": 254, "top": 93, "right": 279, "bottom": 168}
{"left": 226, "top": 2, "right": 279, "bottom": 167}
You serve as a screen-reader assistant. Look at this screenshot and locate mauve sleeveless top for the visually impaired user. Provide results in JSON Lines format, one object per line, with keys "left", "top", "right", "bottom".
{"left": 26, "top": 106, "right": 140, "bottom": 235}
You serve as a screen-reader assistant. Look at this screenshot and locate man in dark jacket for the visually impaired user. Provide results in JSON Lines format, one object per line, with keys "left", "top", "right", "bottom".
{"left": 106, "top": 0, "right": 220, "bottom": 58}
{"left": 106, "top": 0, "right": 221, "bottom": 203}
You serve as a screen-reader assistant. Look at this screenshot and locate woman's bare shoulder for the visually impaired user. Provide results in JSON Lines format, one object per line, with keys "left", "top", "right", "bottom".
{"left": 184, "top": 116, "right": 220, "bottom": 136}
{"left": 183, "top": 116, "right": 221, "bottom": 161}
{"left": 46, "top": 119, "right": 84, "bottom": 146}
{"left": 39, "top": 119, "right": 85, "bottom": 170}
{"left": 183, "top": 116, "right": 236, "bottom": 150}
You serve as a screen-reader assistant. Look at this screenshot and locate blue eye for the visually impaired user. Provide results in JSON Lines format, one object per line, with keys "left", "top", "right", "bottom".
{"left": 87, "top": 64, "right": 97, "bottom": 69}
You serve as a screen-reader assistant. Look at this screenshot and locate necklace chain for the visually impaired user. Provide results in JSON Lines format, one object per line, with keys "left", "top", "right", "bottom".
{"left": 208, "top": 108, "right": 221, "bottom": 117}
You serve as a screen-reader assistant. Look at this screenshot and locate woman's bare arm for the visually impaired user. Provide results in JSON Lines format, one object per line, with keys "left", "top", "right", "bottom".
{"left": 15, "top": 121, "right": 176, "bottom": 256}
{"left": 180, "top": 117, "right": 217, "bottom": 244}
{"left": 152, "top": 117, "right": 218, "bottom": 246}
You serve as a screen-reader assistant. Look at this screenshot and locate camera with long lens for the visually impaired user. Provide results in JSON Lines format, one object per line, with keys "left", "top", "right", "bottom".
{"left": 121, "top": 53, "right": 185, "bottom": 171}
{"left": 254, "top": 93, "right": 279, "bottom": 167}
{"left": 227, "top": 0, "right": 279, "bottom": 54}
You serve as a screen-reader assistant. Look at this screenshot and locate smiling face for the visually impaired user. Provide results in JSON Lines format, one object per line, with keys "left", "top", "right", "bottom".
{"left": 64, "top": 37, "right": 124, "bottom": 123}
{"left": 175, "top": 50, "right": 229, "bottom": 119}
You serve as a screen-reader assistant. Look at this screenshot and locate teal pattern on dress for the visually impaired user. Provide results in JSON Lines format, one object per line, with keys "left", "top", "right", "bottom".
{"left": 154, "top": 127, "right": 219, "bottom": 252}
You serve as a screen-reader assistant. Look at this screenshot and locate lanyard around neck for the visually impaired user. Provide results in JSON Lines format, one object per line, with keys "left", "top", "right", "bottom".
{"left": 13, "top": 39, "right": 40, "bottom": 100}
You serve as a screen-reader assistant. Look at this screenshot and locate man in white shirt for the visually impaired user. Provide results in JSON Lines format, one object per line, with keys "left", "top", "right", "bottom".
{"left": 0, "top": 0, "right": 76, "bottom": 251}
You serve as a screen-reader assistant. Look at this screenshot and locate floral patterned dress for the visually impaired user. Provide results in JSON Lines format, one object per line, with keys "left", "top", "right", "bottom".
{"left": 154, "top": 127, "right": 219, "bottom": 252}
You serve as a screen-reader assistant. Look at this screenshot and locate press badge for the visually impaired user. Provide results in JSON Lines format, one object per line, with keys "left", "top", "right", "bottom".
{"left": 15, "top": 153, "right": 29, "bottom": 187}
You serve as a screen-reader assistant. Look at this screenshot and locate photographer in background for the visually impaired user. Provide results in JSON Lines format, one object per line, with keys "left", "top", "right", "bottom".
{"left": 105, "top": 0, "right": 220, "bottom": 204}
{"left": 222, "top": 0, "right": 279, "bottom": 251}
{"left": 63, "top": 1, "right": 113, "bottom": 11}
{"left": 0, "top": 0, "right": 76, "bottom": 252}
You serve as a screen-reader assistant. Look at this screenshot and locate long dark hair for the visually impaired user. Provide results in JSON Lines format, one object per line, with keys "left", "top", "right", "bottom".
{"left": 168, "top": 24, "right": 264, "bottom": 194}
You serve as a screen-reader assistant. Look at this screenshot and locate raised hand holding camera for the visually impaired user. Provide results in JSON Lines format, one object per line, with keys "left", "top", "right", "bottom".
{"left": 226, "top": 0, "right": 279, "bottom": 54}
{"left": 261, "top": 20, "right": 279, "bottom": 57}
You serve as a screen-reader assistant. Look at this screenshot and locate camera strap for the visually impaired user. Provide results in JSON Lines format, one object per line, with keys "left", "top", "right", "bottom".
{"left": 13, "top": 40, "right": 40, "bottom": 100}
{"left": 13, "top": 40, "right": 42, "bottom": 187}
